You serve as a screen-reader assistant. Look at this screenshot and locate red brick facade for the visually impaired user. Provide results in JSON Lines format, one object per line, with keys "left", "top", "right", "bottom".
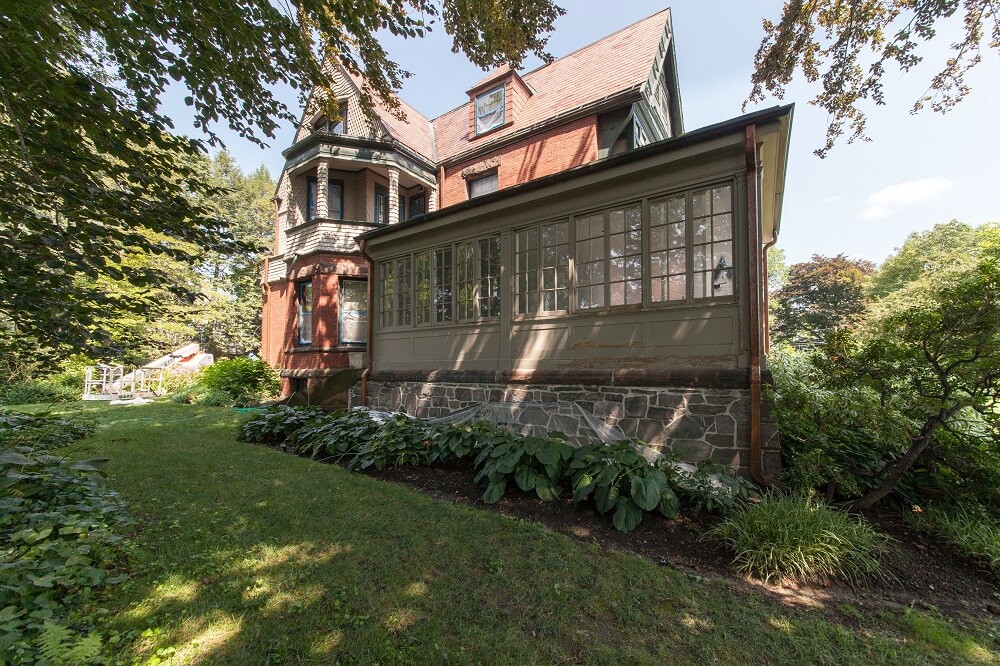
{"left": 440, "top": 114, "right": 598, "bottom": 207}
{"left": 262, "top": 254, "right": 367, "bottom": 395}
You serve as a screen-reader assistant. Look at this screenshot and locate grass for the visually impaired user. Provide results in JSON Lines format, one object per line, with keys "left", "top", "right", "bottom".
{"left": 45, "top": 402, "right": 1000, "bottom": 664}
{"left": 913, "top": 504, "right": 1000, "bottom": 573}
{"left": 706, "top": 493, "right": 889, "bottom": 585}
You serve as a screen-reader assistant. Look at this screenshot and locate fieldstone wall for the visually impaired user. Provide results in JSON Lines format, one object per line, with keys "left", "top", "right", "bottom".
{"left": 350, "top": 381, "right": 780, "bottom": 476}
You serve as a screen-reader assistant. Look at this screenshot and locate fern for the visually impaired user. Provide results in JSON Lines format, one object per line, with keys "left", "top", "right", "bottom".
{"left": 38, "top": 622, "right": 104, "bottom": 665}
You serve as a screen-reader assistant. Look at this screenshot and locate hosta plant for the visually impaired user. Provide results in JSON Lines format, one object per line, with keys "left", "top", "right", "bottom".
{"left": 348, "top": 415, "right": 433, "bottom": 471}
{"left": 473, "top": 431, "right": 573, "bottom": 504}
{"left": 292, "top": 409, "right": 379, "bottom": 459}
{"left": 569, "top": 441, "right": 681, "bottom": 532}
{"left": 238, "top": 405, "right": 328, "bottom": 444}
{"left": 427, "top": 421, "right": 494, "bottom": 464}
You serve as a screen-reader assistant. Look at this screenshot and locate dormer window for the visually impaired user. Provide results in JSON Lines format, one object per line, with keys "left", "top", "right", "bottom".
{"left": 475, "top": 86, "right": 505, "bottom": 135}
{"left": 314, "top": 106, "right": 347, "bottom": 135}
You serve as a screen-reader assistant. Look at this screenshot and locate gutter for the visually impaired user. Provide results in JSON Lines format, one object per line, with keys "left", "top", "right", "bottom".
{"left": 358, "top": 104, "right": 794, "bottom": 243}
{"left": 357, "top": 239, "right": 374, "bottom": 407}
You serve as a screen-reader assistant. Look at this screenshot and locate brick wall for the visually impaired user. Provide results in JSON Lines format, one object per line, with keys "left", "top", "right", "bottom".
{"left": 441, "top": 115, "right": 598, "bottom": 207}
{"left": 262, "top": 253, "right": 368, "bottom": 394}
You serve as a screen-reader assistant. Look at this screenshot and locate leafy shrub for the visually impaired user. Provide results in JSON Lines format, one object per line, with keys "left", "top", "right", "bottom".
{"left": 199, "top": 358, "right": 279, "bottom": 405}
{"left": 0, "top": 421, "right": 129, "bottom": 663}
{"left": 239, "top": 405, "right": 328, "bottom": 444}
{"left": 348, "top": 415, "right": 433, "bottom": 471}
{"left": 0, "top": 379, "right": 79, "bottom": 405}
{"left": 0, "top": 410, "right": 95, "bottom": 450}
{"left": 292, "top": 409, "right": 379, "bottom": 459}
{"left": 569, "top": 441, "right": 680, "bottom": 532}
{"left": 473, "top": 431, "right": 573, "bottom": 504}
{"left": 706, "top": 494, "right": 888, "bottom": 585}
{"left": 668, "top": 460, "right": 759, "bottom": 515}
{"left": 427, "top": 421, "right": 494, "bottom": 464}
{"left": 911, "top": 504, "right": 1000, "bottom": 572}
{"left": 768, "top": 347, "right": 911, "bottom": 501}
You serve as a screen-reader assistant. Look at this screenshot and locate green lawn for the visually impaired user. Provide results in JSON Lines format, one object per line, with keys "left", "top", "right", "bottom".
{"left": 59, "top": 403, "right": 999, "bottom": 664}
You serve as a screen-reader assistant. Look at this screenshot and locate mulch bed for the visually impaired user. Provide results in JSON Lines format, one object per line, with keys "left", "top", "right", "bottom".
{"left": 359, "top": 462, "right": 1000, "bottom": 621}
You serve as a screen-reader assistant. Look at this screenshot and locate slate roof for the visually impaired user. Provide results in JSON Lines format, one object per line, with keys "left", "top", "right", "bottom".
{"left": 363, "top": 8, "right": 671, "bottom": 166}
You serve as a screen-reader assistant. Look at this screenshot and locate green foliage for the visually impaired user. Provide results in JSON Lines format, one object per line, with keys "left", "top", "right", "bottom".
{"left": 37, "top": 622, "right": 104, "bottom": 666}
{"left": 772, "top": 254, "right": 875, "bottom": 346}
{"left": 427, "top": 421, "right": 495, "bottom": 464}
{"left": 0, "top": 412, "right": 129, "bottom": 664}
{"left": 473, "top": 431, "right": 574, "bottom": 504}
{"left": 707, "top": 494, "right": 889, "bottom": 585}
{"left": 199, "top": 358, "right": 279, "bottom": 406}
{"left": 292, "top": 410, "right": 379, "bottom": 460}
{"left": 238, "top": 405, "right": 328, "bottom": 444}
{"left": 768, "top": 347, "right": 912, "bottom": 500}
{"left": 0, "top": 411, "right": 96, "bottom": 450}
{"left": 2, "top": 0, "right": 561, "bottom": 355}
{"left": 348, "top": 415, "right": 433, "bottom": 471}
{"left": 669, "top": 460, "right": 760, "bottom": 515}
{"left": 751, "top": 1, "right": 1000, "bottom": 156}
{"left": 912, "top": 504, "right": 1000, "bottom": 572}
{"left": 568, "top": 442, "right": 680, "bottom": 532}
{"left": 0, "top": 379, "right": 79, "bottom": 406}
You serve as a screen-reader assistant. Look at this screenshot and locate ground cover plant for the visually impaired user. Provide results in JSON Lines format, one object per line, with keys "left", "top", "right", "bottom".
{"left": 912, "top": 504, "right": 1000, "bottom": 573}
{"left": 707, "top": 493, "right": 889, "bottom": 585}
{"left": 45, "top": 402, "right": 1000, "bottom": 664}
{"left": 242, "top": 407, "right": 782, "bottom": 535}
{"left": 0, "top": 410, "right": 129, "bottom": 664}
{"left": 173, "top": 358, "right": 280, "bottom": 407}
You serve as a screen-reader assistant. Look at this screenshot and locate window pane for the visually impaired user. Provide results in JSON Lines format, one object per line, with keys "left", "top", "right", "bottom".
{"left": 515, "top": 228, "right": 538, "bottom": 315}
{"left": 475, "top": 86, "right": 505, "bottom": 134}
{"left": 415, "top": 252, "right": 432, "bottom": 324}
{"left": 712, "top": 185, "right": 732, "bottom": 214}
{"left": 468, "top": 172, "right": 498, "bottom": 198}
{"left": 541, "top": 221, "right": 568, "bottom": 312}
{"left": 329, "top": 181, "right": 344, "bottom": 219}
{"left": 395, "top": 257, "right": 412, "bottom": 325}
{"left": 575, "top": 214, "right": 605, "bottom": 310}
{"left": 380, "top": 261, "right": 394, "bottom": 327}
{"left": 457, "top": 242, "right": 474, "bottom": 321}
{"left": 434, "top": 248, "right": 453, "bottom": 322}
{"left": 339, "top": 280, "right": 367, "bottom": 345}
{"left": 608, "top": 204, "right": 642, "bottom": 305}
{"left": 478, "top": 236, "right": 501, "bottom": 318}
{"left": 297, "top": 281, "right": 312, "bottom": 345}
{"left": 306, "top": 178, "right": 317, "bottom": 221}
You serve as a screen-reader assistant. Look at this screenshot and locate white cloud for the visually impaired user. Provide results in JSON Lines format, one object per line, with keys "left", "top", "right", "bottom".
{"left": 860, "top": 178, "right": 956, "bottom": 220}
{"left": 821, "top": 195, "right": 843, "bottom": 205}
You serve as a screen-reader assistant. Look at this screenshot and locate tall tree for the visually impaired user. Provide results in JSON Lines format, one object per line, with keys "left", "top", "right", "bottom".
{"left": 831, "top": 225, "right": 1000, "bottom": 508}
{"left": 750, "top": 1, "right": 1000, "bottom": 156}
{"left": 772, "top": 254, "right": 875, "bottom": 345}
{"left": 1, "top": 1, "right": 563, "bottom": 354}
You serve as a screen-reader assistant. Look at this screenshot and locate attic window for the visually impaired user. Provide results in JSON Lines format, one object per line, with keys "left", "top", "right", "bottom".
{"left": 314, "top": 106, "right": 346, "bottom": 134}
{"left": 475, "top": 86, "right": 505, "bottom": 135}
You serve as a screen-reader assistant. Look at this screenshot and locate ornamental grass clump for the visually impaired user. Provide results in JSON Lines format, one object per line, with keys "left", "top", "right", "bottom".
{"left": 707, "top": 494, "right": 889, "bottom": 585}
{"left": 912, "top": 504, "right": 1000, "bottom": 573}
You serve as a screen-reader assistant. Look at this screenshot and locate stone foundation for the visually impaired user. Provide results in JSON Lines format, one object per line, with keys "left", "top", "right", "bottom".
{"left": 351, "top": 381, "right": 780, "bottom": 476}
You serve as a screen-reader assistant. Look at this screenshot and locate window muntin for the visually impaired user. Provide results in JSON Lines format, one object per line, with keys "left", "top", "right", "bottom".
{"left": 650, "top": 195, "right": 687, "bottom": 302}
{"left": 541, "top": 221, "right": 569, "bottom": 312}
{"left": 374, "top": 185, "right": 389, "bottom": 224}
{"left": 433, "top": 248, "right": 453, "bottom": 323}
{"left": 414, "top": 252, "right": 432, "bottom": 325}
{"left": 609, "top": 204, "right": 643, "bottom": 306}
{"left": 475, "top": 85, "right": 505, "bottom": 134}
{"left": 478, "top": 236, "right": 501, "bottom": 318}
{"left": 296, "top": 281, "right": 313, "bottom": 346}
{"left": 515, "top": 227, "right": 538, "bottom": 315}
{"left": 409, "top": 194, "right": 426, "bottom": 219}
{"left": 380, "top": 261, "right": 395, "bottom": 328}
{"left": 394, "top": 257, "right": 412, "bottom": 325}
{"left": 456, "top": 241, "right": 475, "bottom": 321}
{"left": 692, "top": 184, "right": 734, "bottom": 299}
{"left": 468, "top": 172, "right": 498, "bottom": 198}
{"left": 575, "top": 213, "right": 606, "bottom": 310}
{"left": 306, "top": 177, "right": 318, "bottom": 220}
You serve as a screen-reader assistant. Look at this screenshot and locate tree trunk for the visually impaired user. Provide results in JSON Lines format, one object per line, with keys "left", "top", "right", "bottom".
{"left": 851, "top": 408, "right": 957, "bottom": 510}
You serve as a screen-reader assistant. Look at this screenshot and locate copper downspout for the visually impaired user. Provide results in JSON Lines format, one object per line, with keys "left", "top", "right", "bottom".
{"left": 357, "top": 238, "right": 374, "bottom": 407}
{"left": 744, "top": 124, "right": 769, "bottom": 485}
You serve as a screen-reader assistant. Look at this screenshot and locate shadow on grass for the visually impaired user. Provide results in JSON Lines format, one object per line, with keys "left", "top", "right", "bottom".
{"left": 82, "top": 403, "right": 999, "bottom": 665}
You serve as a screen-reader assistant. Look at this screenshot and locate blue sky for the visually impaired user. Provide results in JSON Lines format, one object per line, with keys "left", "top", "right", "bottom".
{"left": 160, "top": 1, "right": 999, "bottom": 265}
